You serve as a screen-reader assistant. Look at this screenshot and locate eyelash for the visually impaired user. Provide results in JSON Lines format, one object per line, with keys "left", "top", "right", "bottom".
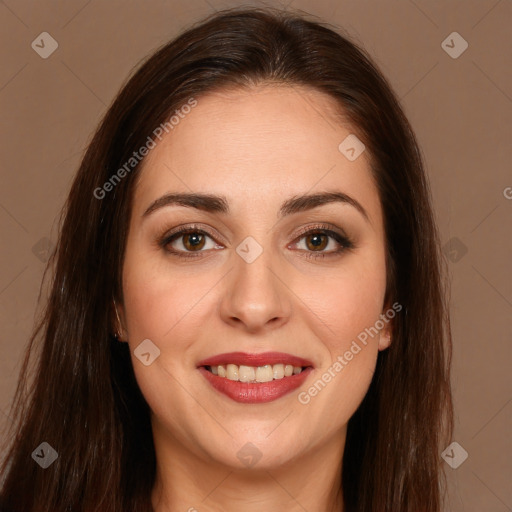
{"left": 158, "top": 222, "right": 354, "bottom": 260}
{"left": 292, "top": 224, "right": 354, "bottom": 259}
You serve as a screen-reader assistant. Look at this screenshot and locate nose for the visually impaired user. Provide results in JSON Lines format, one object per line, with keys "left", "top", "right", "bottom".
{"left": 219, "top": 249, "right": 292, "bottom": 333}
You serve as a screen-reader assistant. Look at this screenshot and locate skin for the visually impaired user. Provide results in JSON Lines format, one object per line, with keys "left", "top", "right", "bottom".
{"left": 117, "top": 84, "right": 392, "bottom": 512}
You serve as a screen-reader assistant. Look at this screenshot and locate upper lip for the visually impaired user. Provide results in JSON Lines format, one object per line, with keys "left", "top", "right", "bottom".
{"left": 197, "top": 351, "right": 314, "bottom": 368}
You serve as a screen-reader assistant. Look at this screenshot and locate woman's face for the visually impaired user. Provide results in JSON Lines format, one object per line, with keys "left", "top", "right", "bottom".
{"left": 120, "top": 84, "right": 391, "bottom": 471}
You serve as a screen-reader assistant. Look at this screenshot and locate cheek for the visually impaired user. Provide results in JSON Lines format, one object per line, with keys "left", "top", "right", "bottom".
{"left": 121, "top": 246, "right": 223, "bottom": 403}
{"left": 123, "top": 273, "right": 185, "bottom": 342}
{"left": 121, "top": 243, "right": 209, "bottom": 344}
{"left": 121, "top": 253, "right": 213, "bottom": 439}
{"left": 297, "top": 251, "right": 387, "bottom": 355}
{"left": 292, "top": 251, "right": 387, "bottom": 429}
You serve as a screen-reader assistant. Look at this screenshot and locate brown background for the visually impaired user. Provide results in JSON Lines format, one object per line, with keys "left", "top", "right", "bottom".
{"left": 0, "top": 0, "right": 510, "bottom": 510}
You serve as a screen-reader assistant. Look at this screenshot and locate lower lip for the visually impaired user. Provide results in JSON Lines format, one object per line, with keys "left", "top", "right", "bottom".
{"left": 198, "top": 366, "right": 313, "bottom": 404}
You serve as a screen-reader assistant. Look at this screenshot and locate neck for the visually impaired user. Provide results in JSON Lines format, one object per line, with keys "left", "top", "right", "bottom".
{"left": 151, "top": 424, "right": 345, "bottom": 512}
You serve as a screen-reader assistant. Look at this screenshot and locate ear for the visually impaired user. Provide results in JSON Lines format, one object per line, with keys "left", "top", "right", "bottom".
{"left": 378, "top": 321, "right": 392, "bottom": 351}
{"left": 112, "top": 297, "right": 128, "bottom": 342}
{"left": 377, "top": 303, "right": 394, "bottom": 351}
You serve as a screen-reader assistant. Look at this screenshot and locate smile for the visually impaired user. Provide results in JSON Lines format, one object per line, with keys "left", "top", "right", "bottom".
{"left": 197, "top": 352, "right": 314, "bottom": 403}
{"left": 206, "top": 363, "right": 305, "bottom": 381}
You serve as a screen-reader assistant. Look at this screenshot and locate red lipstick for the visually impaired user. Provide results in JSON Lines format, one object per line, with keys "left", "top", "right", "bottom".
{"left": 197, "top": 351, "right": 314, "bottom": 404}
{"left": 197, "top": 351, "right": 313, "bottom": 368}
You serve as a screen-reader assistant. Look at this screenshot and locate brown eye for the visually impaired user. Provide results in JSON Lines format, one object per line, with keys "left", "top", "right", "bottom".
{"left": 305, "top": 233, "right": 328, "bottom": 251}
{"left": 160, "top": 226, "right": 222, "bottom": 257}
{"left": 182, "top": 232, "right": 206, "bottom": 251}
{"left": 291, "top": 225, "right": 354, "bottom": 259}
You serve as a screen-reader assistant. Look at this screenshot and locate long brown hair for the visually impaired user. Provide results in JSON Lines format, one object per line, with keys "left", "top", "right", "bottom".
{"left": 0, "top": 7, "right": 453, "bottom": 511}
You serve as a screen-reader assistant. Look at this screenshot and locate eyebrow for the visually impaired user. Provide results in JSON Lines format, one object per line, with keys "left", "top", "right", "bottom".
{"left": 142, "top": 191, "right": 370, "bottom": 222}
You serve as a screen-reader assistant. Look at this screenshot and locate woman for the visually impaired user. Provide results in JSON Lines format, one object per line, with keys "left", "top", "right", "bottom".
{"left": 0, "top": 7, "right": 453, "bottom": 512}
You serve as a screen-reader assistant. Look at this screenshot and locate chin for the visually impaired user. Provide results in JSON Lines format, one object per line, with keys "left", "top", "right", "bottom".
{"left": 199, "top": 430, "right": 309, "bottom": 472}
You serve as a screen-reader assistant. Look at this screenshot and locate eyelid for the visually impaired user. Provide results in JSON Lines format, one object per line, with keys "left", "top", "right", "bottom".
{"left": 291, "top": 222, "right": 351, "bottom": 243}
{"left": 288, "top": 223, "right": 354, "bottom": 254}
{"left": 158, "top": 221, "right": 354, "bottom": 258}
{"left": 158, "top": 222, "right": 226, "bottom": 246}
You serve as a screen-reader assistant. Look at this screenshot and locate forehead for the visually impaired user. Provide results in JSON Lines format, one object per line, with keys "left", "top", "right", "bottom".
{"left": 133, "top": 84, "right": 381, "bottom": 224}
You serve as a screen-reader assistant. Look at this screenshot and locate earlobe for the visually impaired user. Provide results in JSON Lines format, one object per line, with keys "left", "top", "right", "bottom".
{"left": 378, "top": 319, "right": 392, "bottom": 351}
{"left": 377, "top": 300, "right": 395, "bottom": 351}
{"left": 378, "top": 330, "right": 392, "bottom": 351}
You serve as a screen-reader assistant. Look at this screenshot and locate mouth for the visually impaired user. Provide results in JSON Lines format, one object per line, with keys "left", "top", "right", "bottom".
{"left": 197, "top": 352, "right": 314, "bottom": 403}
{"left": 204, "top": 363, "right": 308, "bottom": 382}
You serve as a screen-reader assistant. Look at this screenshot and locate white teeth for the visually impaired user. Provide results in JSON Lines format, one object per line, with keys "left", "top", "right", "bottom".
{"left": 273, "top": 364, "right": 285, "bottom": 379}
{"left": 207, "top": 363, "right": 304, "bottom": 382}
{"left": 226, "top": 364, "right": 239, "bottom": 381}
{"left": 239, "top": 365, "right": 255, "bottom": 382}
{"left": 255, "top": 365, "right": 273, "bottom": 383}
